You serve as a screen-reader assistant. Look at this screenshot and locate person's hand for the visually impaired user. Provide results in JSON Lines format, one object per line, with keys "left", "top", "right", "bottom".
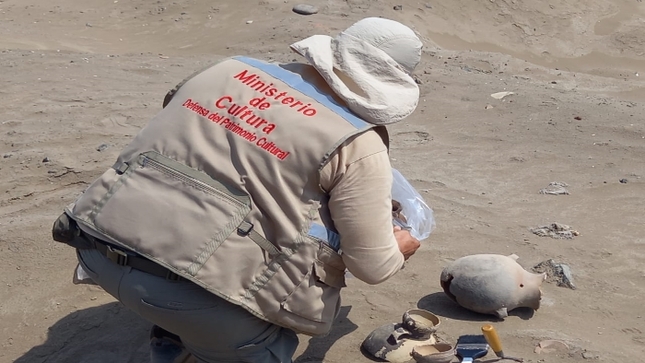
{"left": 393, "top": 226, "right": 420, "bottom": 260}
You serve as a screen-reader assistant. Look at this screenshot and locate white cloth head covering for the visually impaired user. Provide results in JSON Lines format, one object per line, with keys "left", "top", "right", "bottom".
{"left": 290, "top": 17, "right": 423, "bottom": 125}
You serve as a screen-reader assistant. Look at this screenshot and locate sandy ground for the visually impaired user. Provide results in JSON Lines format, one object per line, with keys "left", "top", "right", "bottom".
{"left": 1, "top": 0, "right": 644, "bottom": 362}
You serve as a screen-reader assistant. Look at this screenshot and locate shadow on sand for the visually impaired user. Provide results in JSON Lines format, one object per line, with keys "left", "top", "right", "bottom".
{"left": 14, "top": 302, "right": 151, "bottom": 363}
{"left": 15, "top": 303, "right": 360, "bottom": 363}
{"left": 294, "top": 305, "right": 358, "bottom": 363}
{"left": 417, "top": 292, "right": 535, "bottom": 321}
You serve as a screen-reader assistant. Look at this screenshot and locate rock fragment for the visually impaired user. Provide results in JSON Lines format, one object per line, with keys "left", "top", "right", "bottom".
{"left": 538, "top": 181, "right": 569, "bottom": 195}
{"left": 534, "top": 339, "right": 570, "bottom": 354}
{"left": 532, "top": 259, "right": 576, "bottom": 289}
{"left": 490, "top": 91, "right": 515, "bottom": 100}
{"left": 292, "top": 4, "right": 319, "bottom": 15}
{"left": 582, "top": 351, "right": 600, "bottom": 360}
{"left": 530, "top": 223, "right": 579, "bottom": 239}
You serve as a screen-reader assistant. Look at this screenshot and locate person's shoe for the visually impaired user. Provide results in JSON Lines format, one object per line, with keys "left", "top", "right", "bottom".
{"left": 149, "top": 325, "right": 195, "bottom": 363}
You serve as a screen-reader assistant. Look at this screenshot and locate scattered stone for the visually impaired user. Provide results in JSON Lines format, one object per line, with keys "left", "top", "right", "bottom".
{"left": 574, "top": 116, "right": 582, "bottom": 120}
{"left": 530, "top": 222, "right": 579, "bottom": 239}
{"left": 582, "top": 351, "right": 600, "bottom": 360}
{"left": 3, "top": 153, "right": 12, "bottom": 158}
{"left": 532, "top": 259, "right": 576, "bottom": 289}
{"left": 490, "top": 91, "right": 515, "bottom": 100}
{"left": 246, "top": 20, "right": 253, "bottom": 24}
{"left": 42, "top": 156, "right": 50, "bottom": 163}
{"left": 292, "top": 4, "right": 319, "bottom": 15}
{"left": 425, "top": 3, "right": 433, "bottom": 9}
{"left": 619, "top": 178, "right": 628, "bottom": 184}
{"left": 538, "top": 181, "right": 570, "bottom": 195}
{"left": 393, "top": 5, "right": 403, "bottom": 10}
{"left": 48, "top": 170, "right": 57, "bottom": 174}
{"left": 96, "top": 144, "right": 108, "bottom": 152}
{"left": 85, "top": 23, "right": 92, "bottom": 27}
{"left": 485, "top": 104, "right": 494, "bottom": 109}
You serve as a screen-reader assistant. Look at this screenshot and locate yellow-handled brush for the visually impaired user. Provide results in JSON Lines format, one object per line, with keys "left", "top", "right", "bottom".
{"left": 481, "top": 325, "right": 523, "bottom": 362}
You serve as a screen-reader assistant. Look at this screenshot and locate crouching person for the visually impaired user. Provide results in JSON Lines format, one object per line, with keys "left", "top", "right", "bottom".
{"left": 52, "top": 17, "right": 423, "bottom": 363}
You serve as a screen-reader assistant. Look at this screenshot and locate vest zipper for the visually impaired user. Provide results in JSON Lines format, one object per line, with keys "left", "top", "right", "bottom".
{"left": 140, "top": 154, "right": 245, "bottom": 207}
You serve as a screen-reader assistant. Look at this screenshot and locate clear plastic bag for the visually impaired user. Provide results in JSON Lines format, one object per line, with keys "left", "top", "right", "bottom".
{"left": 391, "top": 168, "right": 436, "bottom": 241}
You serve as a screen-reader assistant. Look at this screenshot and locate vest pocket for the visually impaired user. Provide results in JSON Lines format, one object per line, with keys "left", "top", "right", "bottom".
{"left": 91, "top": 151, "right": 251, "bottom": 276}
{"left": 280, "top": 244, "right": 345, "bottom": 323}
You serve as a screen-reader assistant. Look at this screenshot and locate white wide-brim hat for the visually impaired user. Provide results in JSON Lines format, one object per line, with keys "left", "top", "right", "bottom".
{"left": 290, "top": 17, "right": 423, "bottom": 125}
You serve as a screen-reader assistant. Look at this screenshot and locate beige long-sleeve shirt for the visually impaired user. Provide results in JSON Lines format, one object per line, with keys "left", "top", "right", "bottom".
{"left": 319, "top": 130, "right": 405, "bottom": 284}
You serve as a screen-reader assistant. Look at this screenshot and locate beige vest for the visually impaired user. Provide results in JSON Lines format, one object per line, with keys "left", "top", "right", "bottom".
{"left": 65, "top": 57, "right": 376, "bottom": 336}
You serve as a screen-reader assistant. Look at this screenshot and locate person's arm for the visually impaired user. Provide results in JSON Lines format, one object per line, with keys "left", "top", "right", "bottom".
{"left": 321, "top": 131, "right": 408, "bottom": 284}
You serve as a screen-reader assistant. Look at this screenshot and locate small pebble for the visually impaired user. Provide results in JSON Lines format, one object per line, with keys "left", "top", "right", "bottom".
{"left": 425, "top": 3, "right": 432, "bottom": 9}
{"left": 3, "top": 153, "right": 12, "bottom": 158}
{"left": 292, "top": 4, "right": 319, "bottom": 15}
{"left": 393, "top": 4, "right": 403, "bottom": 10}
{"left": 582, "top": 352, "right": 599, "bottom": 360}
{"left": 246, "top": 20, "right": 253, "bottom": 24}
{"left": 96, "top": 144, "right": 109, "bottom": 152}
{"left": 42, "top": 156, "right": 50, "bottom": 163}
{"left": 619, "top": 178, "right": 628, "bottom": 184}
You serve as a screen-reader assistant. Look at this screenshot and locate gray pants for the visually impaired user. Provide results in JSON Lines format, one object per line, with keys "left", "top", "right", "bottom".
{"left": 77, "top": 248, "right": 299, "bottom": 363}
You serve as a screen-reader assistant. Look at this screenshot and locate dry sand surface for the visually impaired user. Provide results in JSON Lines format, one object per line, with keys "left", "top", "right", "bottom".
{"left": 1, "top": 0, "right": 644, "bottom": 362}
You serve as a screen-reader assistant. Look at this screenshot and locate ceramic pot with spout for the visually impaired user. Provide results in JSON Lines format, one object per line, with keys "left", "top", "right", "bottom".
{"left": 440, "top": 254, "right": 546, "bottom": 319}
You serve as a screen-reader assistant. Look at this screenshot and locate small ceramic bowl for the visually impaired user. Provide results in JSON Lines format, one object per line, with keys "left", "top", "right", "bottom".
{"left": 411, "top": 343, "right": 456, "bottom": 363}
{"left": 400, "top": 309, "right": 441, "bottom": 338}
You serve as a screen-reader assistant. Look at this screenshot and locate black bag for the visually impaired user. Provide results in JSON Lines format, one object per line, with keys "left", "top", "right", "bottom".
{"left": 52, "top": 213, "right": 94, "bottom": 250}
